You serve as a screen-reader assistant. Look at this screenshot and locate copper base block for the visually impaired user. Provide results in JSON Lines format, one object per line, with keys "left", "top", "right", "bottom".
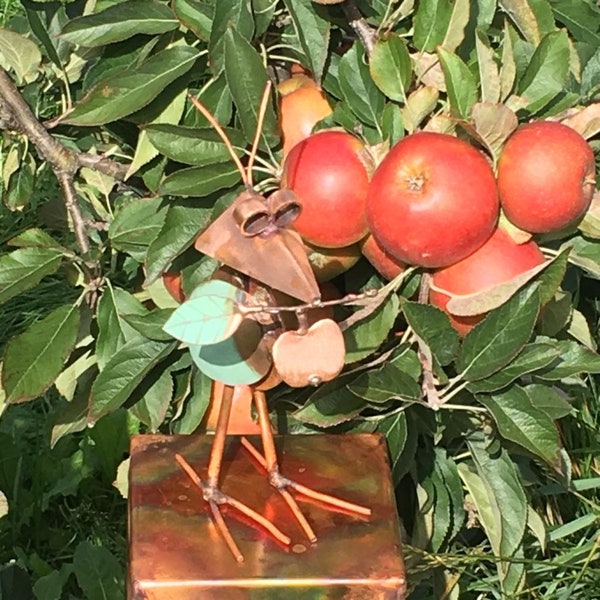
{"left": 128, "top": 433, "right": 407, "bottom": 599}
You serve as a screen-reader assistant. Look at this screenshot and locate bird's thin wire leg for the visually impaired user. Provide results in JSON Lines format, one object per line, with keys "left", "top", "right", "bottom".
{"left": 243, "top": 390, "right": 372, "bottom": 543}
{"left": 175, "top": 384, "right": 291, "bottom": 563}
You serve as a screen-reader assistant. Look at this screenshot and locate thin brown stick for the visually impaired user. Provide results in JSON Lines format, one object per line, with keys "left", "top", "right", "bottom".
{"left": 187, "top": 93, "right": 249, "bottom": 187}
{"left": 225, "top": 496, "right": 291, "bottom": 545}
{"left": 209, "top": 503, "right": 245, "bottom": 563}
{"left": 279, "top": 488, "right": 317, "bottom": 542}
{"left": 290, "top": 481, "right": 372, "bottom": 516}
{"left": 207, "top": 384, "right": 235, "bottom": 487}
{"left": 246, "top": 81, "right": 272, "bottom": 188}
{"left": 341, "top": 1, "right": 377, "bottom": 56}
{"left": 253, "top": 389, "right": 277, "bottom": 473}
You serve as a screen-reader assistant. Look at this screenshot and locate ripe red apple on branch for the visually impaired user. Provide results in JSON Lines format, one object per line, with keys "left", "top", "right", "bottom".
{"left": 278, "top": 73, "right": 333, "bottom": 158}
{"left": 281, "top": 130, "right": 374, "bottom": 248}
{"left": 497, "top": 121, "right": 596, "bottom": 234}
{"left": 366, "top": 132, "right": 499, "bottom": 268}
{"left": 429, "top": 227, "right": 546, "bottom": 336}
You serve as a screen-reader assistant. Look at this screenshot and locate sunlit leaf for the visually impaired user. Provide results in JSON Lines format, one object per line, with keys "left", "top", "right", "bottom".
{"left": 163, "top": 280, "right": 247, "bottom": 346}
{"left": 62, "top": 46, "right": 200, "bottom": 126}
{"left": 0, "top": 247, "right": 63, "bottom": 306}
{"left": 3, "top": 305, "right": 80, "bottom": 403}
{"left": 370, "top": 33, "right": 412, "bottom": 102}
{"left": 479, "top": 385, "right": 562, "bottom": 470}
{"left": 60, "top": 0, "right": 178, "bottom": 47}
{"left": 457, "top": 284, "right": 540, "bottom": 381}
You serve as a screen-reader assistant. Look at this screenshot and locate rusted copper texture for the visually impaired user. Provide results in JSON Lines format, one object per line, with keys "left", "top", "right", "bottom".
{"left": 194, "top": 189, "right": 320, "bottom": 303}
{"left": 128, "top": 433, "right": 406, "bottom": 599}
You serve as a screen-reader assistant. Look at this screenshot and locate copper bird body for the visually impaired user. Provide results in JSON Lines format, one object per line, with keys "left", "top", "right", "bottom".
{"left": 168, "top": 86, "right": 371, "bottom": 565}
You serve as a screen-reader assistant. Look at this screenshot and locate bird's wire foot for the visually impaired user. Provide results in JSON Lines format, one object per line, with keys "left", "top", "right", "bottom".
{"left": 175, "top": 453, "right": 292, "bottom": 563}
{"left": 240, "top": 436, "right": 372, "bottom": 543}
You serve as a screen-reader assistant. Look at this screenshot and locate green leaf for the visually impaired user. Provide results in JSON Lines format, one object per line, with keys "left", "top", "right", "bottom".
{"left": 172, "top": 0, "right": 212, "bottom": 41}
{"left": 130, "top": 369, "right": 173, "bottom": 431}
{"left": 96, "top": 285, "right": 147, "bottom": 370}
{"left": 163, "top": 280, "right": 246, "bottom": 346}
{"left": 435, "top": 450, "right": 465, "bottom": 545}
{"left": 536, "top": 339, "right": 600, "bottom": 380}
{"left": 518, "top": 30, "right": 570, "bottom": 114}
{"left": 377, "top": 411, "right": 416, "bottom": 484}
{"left": 401, "top": 86, "right": 440, "bottom": 134}
{"left": 293, "top": 373, "right": 366, "bottom": 427}
{"left": 189, "top": 318, "right": 271, "bottom": 385}
{"left": 145, "top": 124, "right": 246, "bottom": 166}
{"left": 73, "top": 541, "right": 124, "bottom": 600}
{"left": 524, "top": 383, "right": 574, "bottom": 419}
{"left": 460, "top": 438, "right": 528, "bottom": 594}
{"left": 60, "top": 0, "right": 178, "bottom": 47}
{"left": 566, "top": 236, "right": 600, "bottom": 279}
{"left": 171, "top": 368, "right": 211, "bottom": 433}
{"left": 0, "top": 247, "right": 63, "bottom": 306}
{"left": 338, "top": 43, "right": 386, "bottom": 129}
{"left": 440, "top": 0, "right": 471, "bottom": 53}
{"left": 223, "top": 26, "right": 279, "bottom": 147}
{"left": 457, "top": 284, "right": 540, "bottom": 381}
{"left": 109, "top": 197, "right": 167, "bottom": 262}
{"left": 403, "top": 301, "right": 459, "bottom": 366}
{"left": 209, "top": 0, "right": 254, "bottom": 74}
{"left": 122, "top": 309, "right": 174, "bottom": 341}
{"left": 468, "top": 342, "right": 561, "bottom": 392}
{"left": 62, "top": 46, "right": 200, "bottom": 126}
{"left": 7, "top": 228, "right": 69, "bottom": 253}
{"left": 499, "top": 0, "right": 543, "bottom": 43}
{"left": 5, "top": 153, "right": 35, "bottom": 211}
{"left": 282, "top": 0, "right": 330, "bottom": 84}
{"left": 144, "top": 199, "right": 213, "bottom": 286}
{"left": 369, "top": 33, "right": 412, "bottom": 102}
{"left": 413, "top": 0, "right": 453, "bottom": 52}
{"left": 348, "top": 361, "right": 422, "bottom": 404}
{"left": 437, "top": 47, "right": 478, "bottom": 119}
{"left": 158, "top": 163, "right": 241, "bottom": 197}
{"left": 89, "top": 337, "right": 177, "bottom": 424}
{"left": 0, "top": 28, "right": 42, "bottom": 85}
{"left": 479, "top": 386, "right": 562, "bottom": 469}
{"left": 2, "top": 305, "right": 80, "bottom": 404}
{"left": 344, "top": 293, "right": 400, "bottom": 363}
{"left": 126, "top": 87, "right": 187, "bottom": 179}
{"left": 550, "top": 0, "right": 600, "bottom": 46}
{"left": 475, "top": 32, "right": 501, "bottom": 105}
{"left": 381, "top": 103, "right": 405, "bottom": 145}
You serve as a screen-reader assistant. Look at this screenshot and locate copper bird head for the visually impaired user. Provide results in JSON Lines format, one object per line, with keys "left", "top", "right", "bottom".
{"left": 194, "top": 188, "right": 320, "bottom": 303}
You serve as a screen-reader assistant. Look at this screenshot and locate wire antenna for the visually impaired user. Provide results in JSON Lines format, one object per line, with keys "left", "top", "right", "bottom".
{"left": 247, "top": 81, "right": 273, "bottom": 188}
{"left": 187, "top": 93, "right": 249, "bottom": 187}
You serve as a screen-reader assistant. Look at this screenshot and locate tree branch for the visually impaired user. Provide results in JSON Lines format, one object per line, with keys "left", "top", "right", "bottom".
{"left": 0, "top": 66, "right": 129, "bottom": 258}
{"left": 341, "top": 1, "right": 377, "bottom": 56}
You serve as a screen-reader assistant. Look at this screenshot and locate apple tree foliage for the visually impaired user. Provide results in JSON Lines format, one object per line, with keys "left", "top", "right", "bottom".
{"left": 1, "top": 0, "right": 600, "bottom": 596}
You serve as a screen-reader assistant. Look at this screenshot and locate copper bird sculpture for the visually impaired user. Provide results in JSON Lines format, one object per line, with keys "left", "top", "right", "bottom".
{"left": 162, "top": 84, "right": 371, "bottom": 562}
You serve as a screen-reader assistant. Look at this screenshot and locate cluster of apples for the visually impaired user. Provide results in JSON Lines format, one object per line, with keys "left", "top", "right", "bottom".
{"left": 279, "top": 70, "right": 597, "bottom": 336}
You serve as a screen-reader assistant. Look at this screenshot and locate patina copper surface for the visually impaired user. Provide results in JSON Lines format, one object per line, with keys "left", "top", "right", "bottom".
{"left": 128, "top": 433, "right": 406, "bottom": 599}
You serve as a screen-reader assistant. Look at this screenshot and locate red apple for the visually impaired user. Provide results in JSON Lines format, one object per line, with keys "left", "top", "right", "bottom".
{"left": 429, "top": 227, "right": 546, "bottom": 336}
{"left": 162, "top": 271, "right": 185, "bottom": 303}
{"left": 360, "top": 234, "right": 406, "bottom": 281}
{"left": 278, "top": 74, "right": 333, "bottom": 157}
{"left": 497, "top": 120, "right": 596, "bottom": 234}
{"left": 281, "top": 130, "right": 373, "bottom": 248}
{"left": 366, "top": 132, "right": 499, "bottom": 268}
